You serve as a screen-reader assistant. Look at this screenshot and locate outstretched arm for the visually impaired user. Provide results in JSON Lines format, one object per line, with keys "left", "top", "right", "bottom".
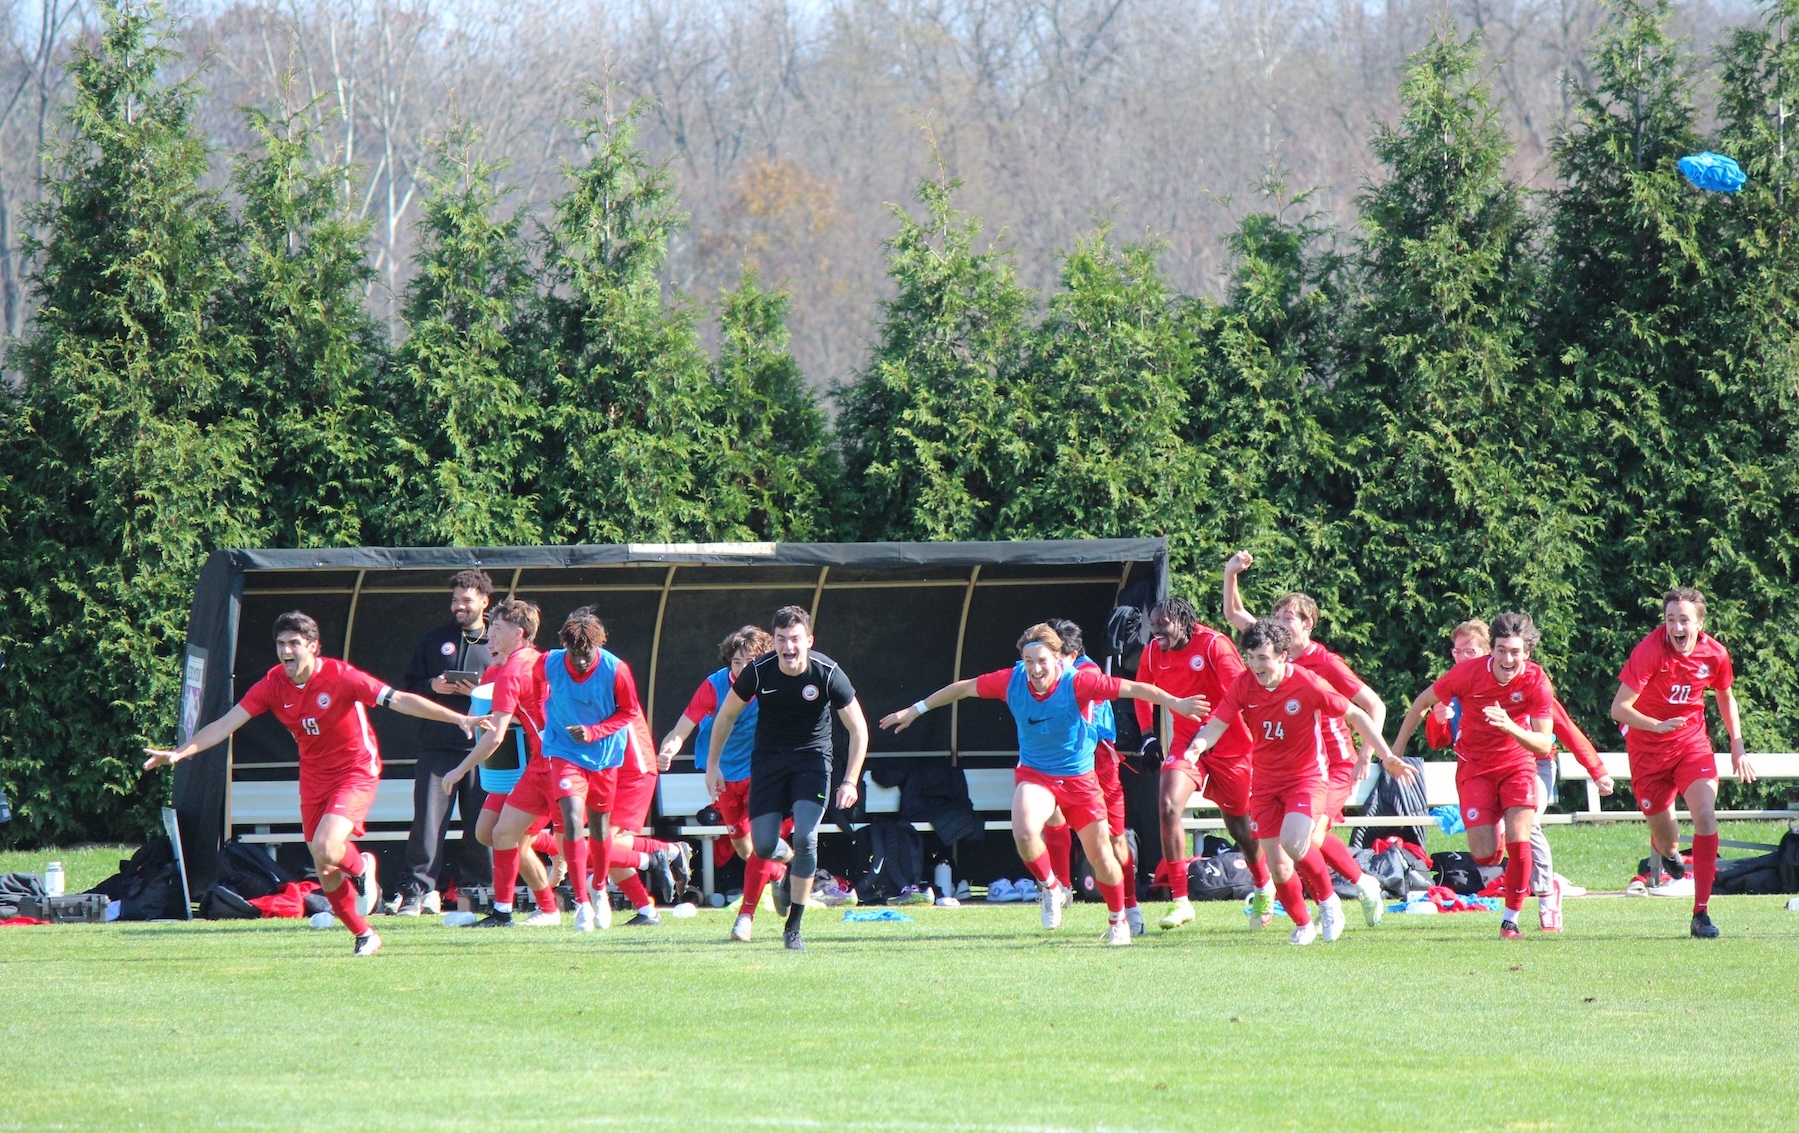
{"left": 1346, "top": 704, "right": 1413, "bottom": 783}
{"left": 388, "top": 690, "right": 479, "bottom": 734}
{"left": 142, "top": 704, "right": 255, "bottom": 769}
{"left": 445, "top": 710, "right": 517, "bottom": 796}
{"left": 1221, "top": 551, "right": 1257, "bottom": 632}
{"left": 1115, "top": 678, "right": 1208, "bottom": 720}
{"left": 879, "top": 678, "right": 980, "bottom": 733}
{"left": 1388, "top": 686, "right": 1439, "bottom": 760}
{"left": 1178, "top": 716, "right": 1230, "bottom": 761}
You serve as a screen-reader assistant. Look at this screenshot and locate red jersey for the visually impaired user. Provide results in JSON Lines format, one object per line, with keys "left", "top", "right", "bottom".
{"left": 1431, "top": 656, "right": 1552, "bottom": 775}
{"left": 1133, "top": 625, "right": 1252, "bottom": 758}
{"left": 485, "top": 646, "right": 546, "bottom": 762}
{"left": 1425, "top": 688, "right": 1606, "bottom": 780}
{"left": 1213, "top": 666, "right": 1349, "bottom": 786}
{"left": 1293, "top": 641, "right": 1365, "bottom": 767}
{"left": 238, "top": 658, "right": 391, "bottom": 789}
{"left": 1617, "top": 629, "right": 1734, "bottom": 758}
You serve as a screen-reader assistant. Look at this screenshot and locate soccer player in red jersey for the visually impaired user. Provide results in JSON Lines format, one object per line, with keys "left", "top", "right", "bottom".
{"left": 144, "top": 611, "right": 485, "bottom": 955}
{"left": 1390, "top": 612, "right": 1555, "bottom": 939}
{"left": 1610, "top": 588, "right": 1752, "bottom": 939}
{"left": 1183, "top": 619, "right": 1403, "bottom": 944}
{"left": 1222, "top": 551, "right": 1388, "bottom": 930}
{"left": 444, "top": 599, "right": 563, "bottom": 925}
{"left": 883, "top": 622, "right": 1203, "bottom": 945}
{"left": 1131, "top": 596, "right": 1266, "bottom": 931}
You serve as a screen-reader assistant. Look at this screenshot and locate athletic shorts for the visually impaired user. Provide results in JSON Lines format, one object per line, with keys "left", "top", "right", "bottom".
{"left": 1248, "top": 776, "right": 1323, "bottom": 840}
{"left": 504, "top": 757, "right": 591, "bottom": 818}
{"left": 583, "top": 766, "right": 618, "bottom": 815}
{"left": 1322, "top": 757, "right": 1360, "bottom": 825}
{"left": 749, "top": 763, "right": 831, "bottom": 818}
{"left": 714, "top": 777, "right": 753, "bottom": 839}
{"left": 1163, "top": 749, "right": 1252, "bottom": 817}
{"left": 611, "top": 764, "right": 658, "bottom": 830}
{"left": 1092, "top": 741, "right": 1126, "bottom": 837}
{"left": 1015, "top": 766, "right": 1106, "bottom": 833}
{"left": 1456, "top": 763, "right": 1540, "bottom": 829}
{"left": 300, "top": 773, "right": 380, "bottom": 842}
{"left": 1630, "top": 739, "right": 1718, "bottom": 816}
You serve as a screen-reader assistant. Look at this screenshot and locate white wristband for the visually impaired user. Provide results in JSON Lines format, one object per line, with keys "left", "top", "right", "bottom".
{"left": 911, "top": 700, "right": 930, "bottom": 716}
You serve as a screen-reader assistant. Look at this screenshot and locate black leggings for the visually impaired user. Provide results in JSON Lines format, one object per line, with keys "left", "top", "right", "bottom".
{"left": 752, "top": 799, "right": 825, "bottom": 881}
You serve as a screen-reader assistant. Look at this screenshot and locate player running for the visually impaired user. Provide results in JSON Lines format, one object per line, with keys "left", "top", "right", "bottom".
{"left": 1610, "top": 588, "right": 1751, "bottom": 939}
{"left": 144, "top": 611, "right": 486, "bottom": 955}
{"left": 660, "top": 626, "right": 796, "bottom": 932}
{"left": 1182, "top": 619, "right": 1403, "bottom": 944}
{"left": 1132, "top": 597, "right": 1271, "bottom": 931}
{"left": 1222, "top": 551, "right": 1388, "bottom": 927}
{"left": 603, "top": 715, "right": 691, "bottom": 925}
{"left": 707, "top": 606, "right": 869, "bottom": 951}
{"left": 882, "top": 622, "right": 1204, "bottom": 946}
{"left": 481, "top": 608, "right": 642, "bottom": 932}
{"left": 1389, "top": 612, "right": 1555, "bottom": 939}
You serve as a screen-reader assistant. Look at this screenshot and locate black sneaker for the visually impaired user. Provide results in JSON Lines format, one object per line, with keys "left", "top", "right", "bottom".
{"left": 624, "top": 911, "right": 662, "bottom": 927}
{"left": 668, "top": 842, "right": 694, "bottom": 893}
{"left": 396, "top": 890, "right": 425, "bottom": 917}
{"left": 783, "top": 928, "right": 806, "bottom": 951}
{"left": 1691, "top": 912, "right": 1720, "bottom": 939}
{"left": 474, "top": 911, "right": 513, "bottom": 927}
{"left": 352, "top": 931, "right": 382, "bottom": 956}
{"left": 772, "top": 872, "right": 792, "bottom": 917}
{"left": 646, "top": 849, "right": 676, "bottom": 906}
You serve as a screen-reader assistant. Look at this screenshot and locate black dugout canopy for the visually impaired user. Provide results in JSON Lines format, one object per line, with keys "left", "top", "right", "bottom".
{"left": 171, "top": 539, "right": 1167, "bottom": 885}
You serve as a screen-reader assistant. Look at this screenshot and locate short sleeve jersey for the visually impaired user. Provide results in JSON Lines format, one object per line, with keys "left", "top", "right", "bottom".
{"left": 685, "top": 669, "right": 759, "bottom": 781}
{"left": 1213, "top": 666, "right": 1348, "bottom": 786}
{"left": 1133, "top": 625, "right": 1253, "bottom": 759}
{"left": 238, "top": 658, "right": 391, "bottom": 789}
{"left": 487, "top": 647, "right": 547, "bottom": 763}
{"left": 1617, "top": 629, "right": 1734, "bottom": 758}
{"left": 1431, "top": 657, "right": 1553, "bottom": 775}
{"left": 732, "top": 651, "right": 856, "bottom": 771}
{"left": 1293, "top": 641, "right": 1366, "bottom": 768}
{"left": 974, "top": 663, "right": 1123, "bottom": 776}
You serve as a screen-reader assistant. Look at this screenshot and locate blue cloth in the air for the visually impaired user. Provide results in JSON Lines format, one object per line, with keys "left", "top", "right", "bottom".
{"left": 1678, "top": 152, "right": 1746, "bottom": 194}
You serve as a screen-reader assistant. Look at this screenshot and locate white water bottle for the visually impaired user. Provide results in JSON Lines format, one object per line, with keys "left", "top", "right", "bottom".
{"left": 933, "top": 860, "right": 953, "bottom": 895}
{"left": 44, "top": 861, "right": 65, "bottom": 898}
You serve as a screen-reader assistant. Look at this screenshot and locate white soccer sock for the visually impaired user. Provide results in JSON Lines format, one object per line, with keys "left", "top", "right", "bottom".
{"left": 638, "top": 904, "right": 655, "bottom": 917}
{"left": 493, "top": 902, "right": 512, "bottom": 914}
{"left": 638, "top": 852, "right": 651, "bottom": 870}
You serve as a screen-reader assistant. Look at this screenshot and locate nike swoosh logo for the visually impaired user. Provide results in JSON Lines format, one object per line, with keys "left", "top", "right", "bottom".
{"left": 760, "top": 688, "right": 778, "bottom": 694}
{"left": 1027, "top": 716, "right": 1051, "bottom": 725}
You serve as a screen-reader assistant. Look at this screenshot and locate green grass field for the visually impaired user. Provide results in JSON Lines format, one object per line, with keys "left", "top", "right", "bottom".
{"left": 4, "top": 824, "right": 1797, "bottom": 1132}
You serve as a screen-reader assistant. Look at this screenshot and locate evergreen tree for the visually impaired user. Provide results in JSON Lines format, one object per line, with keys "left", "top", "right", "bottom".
{"left": 222, "top": 107, "right": 385, "bottom": 547}
{"left": 0, "top": 0, "right": 258, "bottom": 843}
{"left": 383, "top": 127, "right": 544, "bottom": 546}
{"left": 835, "top": 175, "right": 1035, "bottom": 540}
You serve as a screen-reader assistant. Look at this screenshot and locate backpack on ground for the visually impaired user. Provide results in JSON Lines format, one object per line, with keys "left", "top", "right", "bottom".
{"left": 215, "top": 839, "right": 296, "bottom": 900}
{"left": 1188, "top": 850, "right": 1255, "bottom": 901}
{"left": 1349, "top": 757, "right": 1432, "bottom": 850}
{"left": 89, "top": 837, "right": 187, "bottom": 921}
{"left": 0, "top": 872, "right": 47, "bottom": 919}
{"left": 1431, "top": 850, "right": 1484, "bottom": 895}
{"left": 1712, "top": 829, "right": 1799, "bottom": 895}
{"left": 851, "top": 821, "right": 925, "bottom": 904}
{"left": 199, "top": 884, "right": 260, "bottom": 919}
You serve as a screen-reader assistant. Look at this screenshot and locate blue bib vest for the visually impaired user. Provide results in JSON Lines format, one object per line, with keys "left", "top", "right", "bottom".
{"left": 538, "top": 649, "right": 628, "bottom": 771}
{"left": 694, "top": 668, "right": 758, "bottom": 781}
{"left": 1007, "top": 663, "right": 1096, "bottom": 776}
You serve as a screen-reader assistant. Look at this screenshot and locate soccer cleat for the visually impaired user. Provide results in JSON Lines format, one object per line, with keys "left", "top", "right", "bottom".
{"left": 667, "top": 842, "right": 694, "bottom": 894}
{"left": 1059, "top": 885, "right": 1074, "bottom": 910}
{"left": 594, "top": 896, "right": 613, "bottom": 930}
{"left": 1318, "top": 896, "right": 1346, "bottom": 942}
{"left": 396, "top": 890, "right": 424, "bottom": 917}
{"left": 351, "top": 931, "right": 382, "bottom": 957}
{"left": 1355, "top": 874, "right": 1385, "bottom": 927}
{"left": 421, "top": 890, "right": 442, "bottom": 915}
{"left": 772, "top": 873, "right": 792, "bottom": 917}
{"left": 1288, "top": 922, "right": 1317, "bottom": 946}
{"left": 353, "top": 854, "right": 379, "bottom": 919}
{"left": 474, "top": 911, "right": 513, "bottom": 928}
{"left": 1648, "top": 876, "right": 1696, "bottom": 899}
{"left": 1159, "top": 898, "right": 1195, "bottom": 930}
{"left": 814, "top": 879, "right": 858, "bottom": 907}
{"left": 730, "top": 913, "right": 754, "bottom": 942}
{"left": 1690, "top": 912, "right": 1720, "bottom": 939}
{"left": 1103, "top": 919, "right": 1133, "bottom": 946}
{"left": 783, "top": 928, "right": 806, "bottom": 951}
{"left": 1249, "top": 885, "right": 1274, "bottom": 927}
{"left": 624, "top": 910, "right": 663, "bottom": 927}
{"left": 1125, "top": 906, "right": 1146, "bottom": 936}
{"left": 1500, "top": 919, "right": 1523, "bottom": 940}
{"left": 1538, "top": 878, "right": 1563, "bottom": 933}
{"left": 441, "top": 911, "right": 477, "bottom": 927}
{"left": 647, "top": 849, "right": 677, "bottom": 906}
{"left": 1040, "top": 881, "right": 1064, "bottom": 930}
{"left": 521, "top": 908, "right": 561, "bottom": 927}
{"left": 573, "top": 901, "right": 597, "bottom": 932}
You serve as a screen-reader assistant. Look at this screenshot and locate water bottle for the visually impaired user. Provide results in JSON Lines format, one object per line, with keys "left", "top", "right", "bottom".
{"left": 933, "top": 860, "right": 953, "bottom": 896}
{"left": 44, "top": 861, "right": 65, "bottom": 898}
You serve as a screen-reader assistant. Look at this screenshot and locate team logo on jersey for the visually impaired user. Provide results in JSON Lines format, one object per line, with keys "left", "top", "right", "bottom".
{"left": 440, "top": 641, "right": 456, "bottom": 656}
{"left": 1467, "top": 807, "right": 1480, "bottom": 821}
{"left": 315, "top": 693, "right": 331, "bottom": 708}
{"left": 1188, "top": 655, "right": 1206, "bottom": 672}
{"left": 802, "top": 684, "right": 820, "bottom": 701}
{"left": 1695, "top": 663, "right": 1711, "bottom": 679}
{"left": 559, "top": 778, "right": 573, "bottom": 791}
{"left": 1509, "top": 691, "right": 1523, "bottom": 703}
{"left": 1283, "top": 699, "right": 1301, "bottom": 715}
{"left": 1248, "top": 818, "right": 1260, "bottom": 833}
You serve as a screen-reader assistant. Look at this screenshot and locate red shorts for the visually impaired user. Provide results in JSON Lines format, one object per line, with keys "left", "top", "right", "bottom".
{"left": 1456, "top": 763, "right": 1540, "bottom": 829}
{"left": 1163, "top": 749, "right": 1252, "bottom": 816}
{"left": 1248, "top": 776, "right": 1322, "bottom": 839}
{"left": 300, "top": 773, "right": 380, "bottom": 842}
{"left": 1015, "top": 766, "right": 1106, "bottom": 833}
{"left": 714, "top": 777, "right": 752, "bottom": 839}
{"left": 1631, "top": 740, "right": 1718, "bottom": 815}
{"left": 1321, "top": 757, "right": 1359, "bottom": 825}
{"left": 611, "top": 764, "right": 658, "bottom": 830}
{"left": 504, "top": 758, "right": 591, "bottom": 818}
{"left": 584, "top": 766, "right": 618, "bottom": 815}
{"left": 1093, "top": 741, "right": 1126, "bottom": 837}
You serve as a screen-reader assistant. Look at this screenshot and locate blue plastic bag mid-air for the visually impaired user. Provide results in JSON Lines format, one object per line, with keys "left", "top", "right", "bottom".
{"left": 1678, "top": 152, "right": 1747, "bottom": 194}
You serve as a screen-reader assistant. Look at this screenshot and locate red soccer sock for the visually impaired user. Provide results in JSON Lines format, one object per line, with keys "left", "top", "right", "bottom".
{"left": 741, "top": 854, "right": 771, "bottom": 917}
{"left": 1098, "top": 880, "right": 1125, "bottom": 915}
{"left": 617, "top": 872, "right": 653, "bottom": 910}
{"left": 531, "top": 886, "right": 557, "bottom": 914}
{"left": 1246, "top": 851, "right": 1272, "bottom": 889}
{"left": 630, "top": 837, "right": 677, "bottom": 857}
{"left": 1024, "top": 851, "right": 1057, "bottom": 888}
{"left": 590, "top": 834, "right": 611, "bottom": 890}
{"left": 1319, "top": 835, "right": 1363, "bottom": 882}
{"left": 492, "top": 848, "right": 521, "bottom": 909}
{"left": 1043, "top": 825, "right": 1073, "bottom": 892}
{"left": 1691, "top": 832, "right": 1719, "bottom": 914}
{"left": 1295, "top": 848, "right": 1335, "bottom": 907}
{"left": 324, "top": 878, "right": 370, "bottom": 936}
{"left": 1164, "top": 857, "right": 1192, "bottom": 898}
{"left": 337, "top": 841, "right": 364, "bottom": 879}
{"left": 530, "top": 830, "right": 558, "bottom": 857}
{"left": 563, "top": 836, "right": 590, "bottom": 904}
{"left": 1120, "top": 850, "right": 1138, "bottom": 907}
{"left": 1503, "top": 841, "right": 1533, "bottom": 914}
{"left": 1275, "top": 875, "right": 1311, "bottom": 927}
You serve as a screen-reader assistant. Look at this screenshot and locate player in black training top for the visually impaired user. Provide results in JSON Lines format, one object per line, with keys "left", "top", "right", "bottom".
{"left": 708, "top": 604, "right": 868, "bottom": 951}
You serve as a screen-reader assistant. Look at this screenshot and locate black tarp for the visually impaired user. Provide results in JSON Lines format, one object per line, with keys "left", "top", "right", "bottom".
{"left": 172, "top": 539, "right": 1167, "bottom": 891}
